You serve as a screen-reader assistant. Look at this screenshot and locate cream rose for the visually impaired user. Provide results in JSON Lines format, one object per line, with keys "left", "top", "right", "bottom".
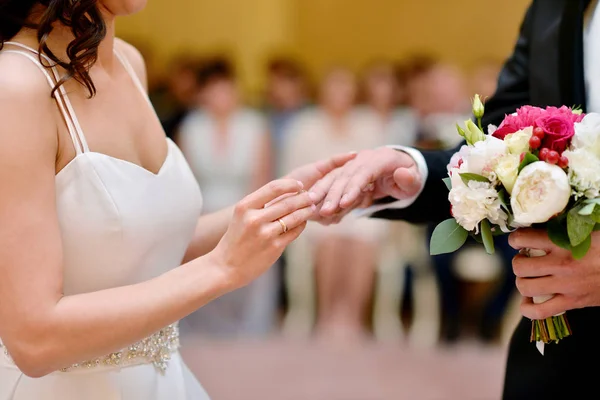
{"left": 493, "top": 153, "right": 520, "bottom": 195}
{"left": 511, "top": 162, "right": 571, "bottom": 226}
{"left": 504, "top": 127, "right": 533, "bottom": 155}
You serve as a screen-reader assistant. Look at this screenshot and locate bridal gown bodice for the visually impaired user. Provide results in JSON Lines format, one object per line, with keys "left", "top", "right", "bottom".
{"left": 0, "top": 42, "right": 210, "bottom": 400}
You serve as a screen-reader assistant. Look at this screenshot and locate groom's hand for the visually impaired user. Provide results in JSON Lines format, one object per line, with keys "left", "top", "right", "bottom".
{"left": 509, "top": 229, "right": 600, "bottom": 320}
{"left": 309, "top": 147, "right": 422, "bottom": 217}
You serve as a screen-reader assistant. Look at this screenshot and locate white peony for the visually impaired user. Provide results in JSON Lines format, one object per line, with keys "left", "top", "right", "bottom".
{"left": 511, "top": 162, "right": 571, "bottom": 226}
{"left": 563, "top": 148, "right": 600, "bottom": 199}
{"left": 504, "top": 127, "right": 533, "bottom": 155}
{"left": 493, "top": 153, "right": 520, "bottom": 195}
{"left": 571, "top": 113, "right": 600, "bottom": 156}
{"left": 449, "top": 181, "right": 509, "bottom": 233}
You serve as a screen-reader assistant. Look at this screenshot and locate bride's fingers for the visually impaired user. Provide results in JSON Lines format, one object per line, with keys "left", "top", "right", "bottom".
{"left": 243, "top": 179, "right": 304, "bottom": 210}
{"left": 275, "top": 221, "right": 307, "bottom": 247}
{"left": 267, "top": 205, "right": 314, "bottom": 237}
{"left": 261, "top": 191, "right": 314, "bottom": 221}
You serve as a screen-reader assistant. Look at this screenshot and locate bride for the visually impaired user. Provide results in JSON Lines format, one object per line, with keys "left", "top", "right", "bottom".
{"left": 0, "top": 1, "right": 353, "bottom": 398}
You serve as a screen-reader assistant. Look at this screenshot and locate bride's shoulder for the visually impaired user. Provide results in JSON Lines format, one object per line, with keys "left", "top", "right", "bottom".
{"left": 114, "top": 38, "right": 148, "bottom": 91}
{"left": 0, "top": 50, "right": 55, "bottom": 102}
{"left": 0, "top": 52, "right": 58, "bottom": 166}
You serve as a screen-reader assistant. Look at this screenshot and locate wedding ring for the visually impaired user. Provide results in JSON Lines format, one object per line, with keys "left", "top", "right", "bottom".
{"left": 364, "top": 182, "right": 375, "bottom": 192}
{"left": 278, "top": 218, "right": 288, "bottom": 234}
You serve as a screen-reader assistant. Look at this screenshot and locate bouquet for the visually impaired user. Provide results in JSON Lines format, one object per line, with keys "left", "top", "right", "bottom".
{"left": 430, "top": 95, "right": 600, "bottom": 355}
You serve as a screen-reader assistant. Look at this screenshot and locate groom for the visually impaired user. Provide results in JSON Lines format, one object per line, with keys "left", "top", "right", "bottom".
{"left": 311, "top": 0, "right": 600, "bottom": 398}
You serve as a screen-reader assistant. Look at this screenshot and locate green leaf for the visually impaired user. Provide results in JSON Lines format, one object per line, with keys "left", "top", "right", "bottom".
{"left": 459, "top": 173, "right": 490, "bottom": 186}
{"left": 480, "top": 219, "right": 495, "bottom": 254}
{"left": 548, "top": 218, "right": 572, "bottom": 251}
{"left": 567, "top": 206, "right": 596, "bottom": 247}
{"left": 579, "top": 203, "right": 596, "bottom": 216}
{"left": 498, "top": 189, "right": 510, "bottom": 212}
{"left": 572, "top": 234, "right": 592, "bottom": 260}
{"left": 518, "top": 153, "right": 539, "bottom": 173}
{"left": 443, "top": 177, "right": 452, "bottom": 191}
{"left": 594, "top": 223, "right": 600, "bottom": 232}
{"left": 591, "top": 207, "right": 600, "bottom": 224}
{"left": 430, "top": 219, "right": 469, "bottom": 256}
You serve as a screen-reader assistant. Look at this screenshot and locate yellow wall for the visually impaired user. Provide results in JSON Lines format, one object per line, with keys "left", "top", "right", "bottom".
{"left": 116, "top": 0, "right": 531, "bottom": 99}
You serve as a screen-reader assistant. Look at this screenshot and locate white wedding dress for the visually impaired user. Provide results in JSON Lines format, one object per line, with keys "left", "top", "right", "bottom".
{"left": 0, "top": 42, "right": 210, "bottom": 400}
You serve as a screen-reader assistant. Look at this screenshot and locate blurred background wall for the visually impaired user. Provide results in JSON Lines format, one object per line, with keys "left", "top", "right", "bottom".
{"left": 116, "top": 0, "right": 531, "bottom": 103}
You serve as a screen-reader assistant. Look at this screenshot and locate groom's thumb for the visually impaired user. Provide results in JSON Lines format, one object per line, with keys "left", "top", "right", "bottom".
{"left": 393, "top": 166, "right": 422, "bottom": 197}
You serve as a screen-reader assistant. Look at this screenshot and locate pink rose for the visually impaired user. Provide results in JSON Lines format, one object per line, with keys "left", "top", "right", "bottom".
{"left": 492, "top": 106, "right": 545, "bottom": 139}
{"left": 516, "top": 105, "right": 546, "bottom": 126}
{"left": 545, "top": 106, "right": 585, "bottom": 124}
{"left": 535, "top": 114, "right": 574, "bottom": 153}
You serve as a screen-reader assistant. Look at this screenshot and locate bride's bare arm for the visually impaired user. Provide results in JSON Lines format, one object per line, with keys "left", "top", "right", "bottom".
{"left": 0, "top": 57, "right": 315, "bottom": 378}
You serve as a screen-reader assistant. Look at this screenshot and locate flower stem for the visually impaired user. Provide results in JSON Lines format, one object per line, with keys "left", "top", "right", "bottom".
{"left": 530, "top": 315, "right": 572, "bottom": 344}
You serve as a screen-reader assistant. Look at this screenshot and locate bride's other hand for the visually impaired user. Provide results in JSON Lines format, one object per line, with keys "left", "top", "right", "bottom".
{"left": 208, "top": 178, "right": 315, "bottom": 289}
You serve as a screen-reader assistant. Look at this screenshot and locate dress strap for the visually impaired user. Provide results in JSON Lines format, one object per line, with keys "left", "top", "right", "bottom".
{"left": 113, "top": 47, "right": 151, "bottom": 105}
{"left": 2, "top": 42, "right": 90, "bottom": 154}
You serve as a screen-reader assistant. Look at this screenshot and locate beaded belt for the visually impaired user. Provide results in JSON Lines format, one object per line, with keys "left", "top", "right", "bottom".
{"left": 0, "top": 323, "right": 179, "bottom": 374}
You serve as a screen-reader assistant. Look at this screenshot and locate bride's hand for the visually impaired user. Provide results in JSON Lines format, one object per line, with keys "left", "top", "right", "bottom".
{"left": 209, "top": 178, "right": 315, "bottom": 289}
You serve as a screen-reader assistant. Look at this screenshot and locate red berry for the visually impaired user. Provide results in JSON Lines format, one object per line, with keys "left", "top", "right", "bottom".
{"left": 533, "top": 127, "right": 545, "bottom": 139}
{"left": 520, "top": 152, "right": 525, "bottom": 163}
{"left": 558, "top": 155, "right": 569, "bottom": 168}
{"left": 546, "top": 150, "right": 560, "bottom": 165}
{"left": 539, "top": 148, "right": 549, "bottom": 161}
{"left": 529, "top": 135, "right": 542, "bottom": 149}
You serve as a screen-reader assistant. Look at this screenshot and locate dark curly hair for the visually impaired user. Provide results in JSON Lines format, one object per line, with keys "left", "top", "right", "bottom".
{"left": 0, "top": 0, "right": 107, "bottom": 97}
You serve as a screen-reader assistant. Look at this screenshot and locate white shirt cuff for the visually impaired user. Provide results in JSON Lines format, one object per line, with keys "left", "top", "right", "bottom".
{"left": 354, "top": 145, "right": 429, "bottom": 217}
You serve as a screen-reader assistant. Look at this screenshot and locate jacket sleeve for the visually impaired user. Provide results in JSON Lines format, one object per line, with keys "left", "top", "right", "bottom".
{"left": 369, "top": 1, "right": 535, "bottom": 225}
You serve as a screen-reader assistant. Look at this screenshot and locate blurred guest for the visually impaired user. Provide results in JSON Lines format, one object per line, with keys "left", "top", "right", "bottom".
{"left": 409, "top": 61, "right": 471, "bottom": 149}
{"left": 177, "top": 57, "right": 276, "bottom": 338}
{"left": 282, "top": 67, "right": 389, "bottom": 342}
{"left": 470, "top": 59, "right": 502, "bottom": 100}
{"left": 358, "top": 60, "right": 418, "bottom": 146}
{"left": 264, "top": 57, "right": 311, "bottom": 176}
{"left": 152, "top": 55, "right": 202, "bottom": 142}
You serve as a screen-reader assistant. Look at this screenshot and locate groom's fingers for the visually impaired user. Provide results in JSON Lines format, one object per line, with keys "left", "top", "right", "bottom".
{"left": 313, "top": 152, "right": 357, "bottom": 177}
{"left": 520, "top": 294, "right": 570, "bottom": 320}
{"left": 308, "top": 169, "right": 339, "bottom": 206}
{"left": 392, "top": 167, "right": 422, "bottom": 196}
{"left": 320, "top": 162, "right": 364, "bottom": 215}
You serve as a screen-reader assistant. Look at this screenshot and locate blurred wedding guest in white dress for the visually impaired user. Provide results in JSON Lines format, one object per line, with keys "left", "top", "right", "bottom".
{"left": 0, "top": 1, "right": 351, "bottom": 399}
{"left": 357, "top": 60, "right": 418, "bottom": 146}
{"left": 263, "top": 57, "right": 311, "bottom": 176}
{"left": 177, "top": 57, "right": 279, "bottom": 339}
{"left": 282, "top": 67, "right": 390, "bottom": 342}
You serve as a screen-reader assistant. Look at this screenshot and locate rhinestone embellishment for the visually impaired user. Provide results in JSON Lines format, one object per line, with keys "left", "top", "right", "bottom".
{"left": 0, "top": 323, "right": 179, "bottom": 374}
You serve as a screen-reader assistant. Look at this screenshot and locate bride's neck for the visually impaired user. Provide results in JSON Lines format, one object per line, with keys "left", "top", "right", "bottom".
{"left": 13, "top": 4, "right": 117, "bottom": 70}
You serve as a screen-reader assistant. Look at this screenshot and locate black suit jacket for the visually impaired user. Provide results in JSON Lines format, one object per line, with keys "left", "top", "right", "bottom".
{"left": 373, "top": 0, "right": 591, "bottom": 224}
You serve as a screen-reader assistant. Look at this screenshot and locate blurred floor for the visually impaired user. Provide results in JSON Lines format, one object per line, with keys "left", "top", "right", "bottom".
{"left": 181, "top": 337, "right": 507, "bottom": 400}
